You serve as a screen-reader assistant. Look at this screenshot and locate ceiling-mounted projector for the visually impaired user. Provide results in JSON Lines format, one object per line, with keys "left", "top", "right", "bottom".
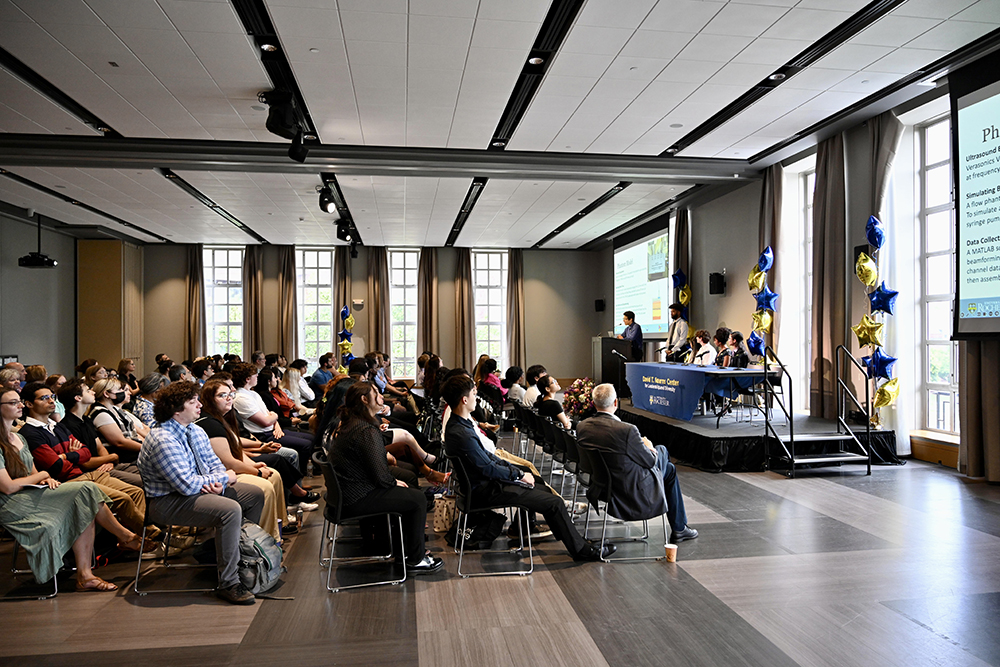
{"left": 18, "top": 251, "right": 57, "bottom": 268}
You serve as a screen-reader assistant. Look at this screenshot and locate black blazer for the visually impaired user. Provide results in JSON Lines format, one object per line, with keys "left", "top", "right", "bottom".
{"left": 575, "top": 412, "right": 668, "bottom": 521}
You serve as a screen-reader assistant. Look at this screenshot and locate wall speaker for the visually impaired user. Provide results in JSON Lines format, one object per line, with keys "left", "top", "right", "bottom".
{"left": 709, "top": 273, "right": 726, "bottom": 294}
{"left": 595, "top": 298, "right": 605, "bottom": 312}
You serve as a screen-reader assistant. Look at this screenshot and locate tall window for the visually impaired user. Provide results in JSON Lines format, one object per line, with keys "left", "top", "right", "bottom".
{"left": 296, "top": 248, "right": 335, "bottom": 371}
{"left": 472, "top": 250, "right": 508, "bottom": 370}
{"left": 918, "top": 117, "right": 959, "bottom": 433}
{"left": 204, "top": 246, "right": 244, "bottom": 358}
{"left": 801, "top": 170, "right": 815, "bottom": 413}
{"left": 388, "top": 249, "right": 419, "bottom": 380}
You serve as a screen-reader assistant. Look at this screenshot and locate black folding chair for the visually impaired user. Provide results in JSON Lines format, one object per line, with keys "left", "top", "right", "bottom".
{"left": 445, "top": 455, "right": 533, "bottom": 578}
{"left": 314, "top": 451, "right": 406, "bottom": 593}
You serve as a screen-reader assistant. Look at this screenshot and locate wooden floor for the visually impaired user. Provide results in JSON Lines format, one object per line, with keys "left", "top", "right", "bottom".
{"left": 3, "top": 434, "right": 1000, "bottom": 667}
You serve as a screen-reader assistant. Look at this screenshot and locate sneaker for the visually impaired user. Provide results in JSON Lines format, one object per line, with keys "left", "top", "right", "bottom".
{"left": 670, "top": 526, "right": 699, "bottom": 543}
{"left": 407, "top": 554, "right": 444, "bottom": 574}
{"left": 565, "top": 501, "right": 589, "bottom": 515}
{"left": 141, "top": 543, "right": 166, "bottom": 560}
{"left": 301, "top": 491, "right": 321, "bottom": 503}
{"left": 294, "top": 501, "right": 319, "bottom": 512}
{"left": 286, "top": 513, "right": 299, "bottom": 525}
{"left": 529, "top": 523, "right": 553, "bottom": 539}
{"left": 216, "top": 582, "right": 255, "bottom": 605}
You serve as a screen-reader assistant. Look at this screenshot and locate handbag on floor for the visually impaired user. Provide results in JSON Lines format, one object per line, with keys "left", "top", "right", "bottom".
{"left": 433, "top": 493, "right": 457, "bottom": 533}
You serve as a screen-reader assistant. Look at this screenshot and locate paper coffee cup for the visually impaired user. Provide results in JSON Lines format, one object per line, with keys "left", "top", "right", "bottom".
{"left": 664, "top": 544, "right": 678, "bottom": 562}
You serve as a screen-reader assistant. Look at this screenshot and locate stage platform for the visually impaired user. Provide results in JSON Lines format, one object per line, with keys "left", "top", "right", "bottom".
{"left": 617, "top": 400, "right": 903, "bottom": 473}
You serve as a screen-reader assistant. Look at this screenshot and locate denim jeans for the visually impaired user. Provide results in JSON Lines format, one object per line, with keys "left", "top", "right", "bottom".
{"left": 653, "top": 445, "right": 688, "bottom": 532}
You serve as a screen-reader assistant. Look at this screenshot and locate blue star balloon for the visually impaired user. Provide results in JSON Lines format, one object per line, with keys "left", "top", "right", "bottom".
{"left": 758, "top": 246, "right": 774, "bottom": 272}
{"left": 862, "top": 347, "right": 897, "bottom": 380}
{"left": 672, "top": 269, "right": 687, "bottom": 289}
{"left": 338, "top": 329, "right": 353, "bottom": 342}
{"left": 868, "top": 281, "right": 899, "bottom": 316}
{"left": 681, "top": 306, "right": 689, "bottom": 321}
{"left": 866, "top": 215, "right": 885, "bottom": 249}
{"left": 340, "top": 305, "right": 350, "bottom": 320}
{"left": 747, "top": 330, "right": 765, "bottom": 357}
{"left": 343, "top": 353, "right": 355, "bottom": 363}
{"left": 755, "top": 285, "right": 779, "bottom": 312}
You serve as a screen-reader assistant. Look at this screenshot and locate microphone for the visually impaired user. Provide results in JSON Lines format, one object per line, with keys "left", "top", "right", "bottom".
{"left": 611, "top": 349, "right": 628, "bottom": 360}
{"left": 655, "top": 346, "right": 669, "bottom": 353}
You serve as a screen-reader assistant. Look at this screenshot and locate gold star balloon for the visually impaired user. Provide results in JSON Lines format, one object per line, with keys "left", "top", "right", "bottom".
{"left": 873, "top": 377, "right": 900, "bottom": 408}
{"left": 344, "top": 314, "right": 356, "bottom": 330}
{"left": 337, "top": 364, "right": 348, "bottom": 375}
{"left": 851, "top": 313, "right": 884, "bottom": 348}
{"left": 869, "top": 411, "right": 882, "bottom": 428}
{"left": 338, "top": 340, "right": 353, "bottom": 354}
{"left": 748, "top": 265, "right": 766, "bottom": 293}
{"left": 856, "top": 252, "right": 878, "bottom": 287}
{"left": 679, "top": 284, "right": 691, "bottom": 306}
{"left": 752, "top": 309, "right": 773, "bottom": 333}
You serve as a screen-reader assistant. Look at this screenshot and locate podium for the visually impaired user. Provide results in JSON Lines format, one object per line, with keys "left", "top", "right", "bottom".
{"left": 591, "top": 337, "right": 633, "bottom": 397}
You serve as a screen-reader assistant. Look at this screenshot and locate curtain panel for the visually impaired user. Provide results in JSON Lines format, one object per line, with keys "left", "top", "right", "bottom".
{"left": 809, "top": 133, "right": 848, "bottom": 420}
{"left": 455, "top": 248, "right": 475, "bottom": 371}
{"left": 367, "top": 246, "right": 391, "bottom": 354}
{"left": 185, "top": 244, "right": 205, "bottom": 361}
{"left": 334, "top": 246, "right": 351, "bottom": 315}
{"left": 277, "top": 245, "right": 298, "bottom": 360}
{"left": 507, "top": 248, "right": 526, "bottom": 370}
{"left": 960, "top": 340, "right": 1000, "bottom": 482}
{"left": 758, "top": 164, "right": 783, "bottom": 351}
{"left": 417, "top": 247, "right": 439, "bottom": 355}
{"left": 242, "top": 245, "right": 265, "bottom": 358}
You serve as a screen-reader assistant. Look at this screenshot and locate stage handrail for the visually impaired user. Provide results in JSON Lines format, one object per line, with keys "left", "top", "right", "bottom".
{"left": 835, "top": 345, "right": 872, "bottom": 476}
{"left": 763, "top": 345, "right": 793, "bottom": 466}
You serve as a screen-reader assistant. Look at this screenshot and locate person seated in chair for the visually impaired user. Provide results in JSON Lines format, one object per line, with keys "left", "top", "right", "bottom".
{"left": 442, "top": 374, "right": 614, "bottom": 561}
{"left": 691, "top": 329, "right": 717, "bottom": 366}
{"left": 137, "top": 381, "right": 265, "bottom": 605}
{"left": 575, "top": 384, "right": 697, "bottom": 543}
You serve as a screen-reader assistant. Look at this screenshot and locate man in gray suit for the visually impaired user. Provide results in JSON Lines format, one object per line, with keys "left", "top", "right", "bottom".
{"left": 576, "top": 383, "right": 697, "bottom": 543}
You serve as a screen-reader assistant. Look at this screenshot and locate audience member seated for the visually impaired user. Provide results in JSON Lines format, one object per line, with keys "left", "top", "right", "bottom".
{"left": 422, "top": 355, "right": 444, "bottom": 404}
{"left": 132, "top": 373, "right": 168, "bottom": 428}
{"left": 691, "top": 329, "right": 717, "bottom": 366}
{"left": 477, "top": 359, "right": 506, "bottom": 415}
{"left": 4, "top": 362, "right": 26, "bottom": 390}
{"left": 0, "top": 369, "right": 20, "bottom": 393}
{"left": 282, "top": 359, "right": 315, "bottom": 407}
{"left": 24, "top": 365, "right": 46, "bottom": 384}
{"left": 84, "top": 364, "right": 107, "bottom": 387}
{"left": 138, "top": 381, "right": 265, "bottom": 605}
{"left": 535, "top": 376, "right": 571, "bottom": 429}
{"left": 1, "top": 387, "right": 149, "bottom": 591}
{"left": 191, "top": 358, "right": 214, "bottom": 385}
{"left": 18, "top": 381, "right": 149, "bottom": 539}
{"left": 44, "top": 373, "right": 68, "bottom": 422}
{"left": 442, "top": 374, "right": 612, "bottom": 561}
{"left": 90, "top": 377, "right": 149, "bottom": 464}
{"left": 502, "top": 366, "right": 525, "bottom": 406}
{"left": 415, "top": 353, "right": 430, "bottom": 387}
{"left": 471, "top": 354, "right": 491, "bottom": 386}
{"left": 58, "top": 379, "right": 142, "bottom": 487}
{"left": 328, "top": 381, "right": 443, "bottom": 574}
{"left": 250, "top": 351, "right": 266, "bottom": 370}
{"left": 168, "top": 365, "right": 193, "bottom": 383}
{"left": 575, "top": 384, "right": 698, "bottom": 543}
{"left": 116, "top": 358, "right": 139, "bottom": 393}
{"left": 75, "top": 358, "right": 97, "bottom": 378}
{"left": 522, "top": 364, "right": 548, "bottom": 407}
{"left": 310, "top": 353, "right": 335, "bottom": 396}
{"left": 232, "top": 363, "right": 314, "bottom": 476}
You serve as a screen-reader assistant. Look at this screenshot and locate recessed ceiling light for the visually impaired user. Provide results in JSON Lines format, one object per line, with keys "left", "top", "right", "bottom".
{"left": 108, "top": 61, "right": 119, "bottom": 68}
{"left": 669, "top": 123, "right": 683, "bottom": 128}
{"left": 528, "top": 57, "right": 544, "bottom": 65}
{"left": 304, "top": 134, "right": 317, "bottom": 140}
{"left": 309, "top": 48, "right": 319, "bottom": 53}
{"left": 577, "top": 198, "right": 586, "bottom": 201}
{"left": 260, "top": 43, "right": 278, "bottom": 52}
{"left": 492, "top": 140, "right": 505, "bottom": 147}
{"left": 55, "top": 184, "right": 66, "bottom": 189}
{"left": 251, "top": 105, "right": 265, "bottom": 111}
{"left": 861, "top": 79, "right": 870, "bottom": 84}
{"left": 768, "top": 72, "right": 785, "bottom": 81}
{"left": 666, "top": 147, "right": 679, "bottom": 154}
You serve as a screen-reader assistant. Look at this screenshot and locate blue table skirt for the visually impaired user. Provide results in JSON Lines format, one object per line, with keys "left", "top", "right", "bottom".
{"left": 624, "top": 362, "right": 766, "bottom": 421}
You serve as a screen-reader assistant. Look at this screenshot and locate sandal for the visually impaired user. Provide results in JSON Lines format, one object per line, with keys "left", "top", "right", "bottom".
{"left": 119, "top": 534, "right": 158, "bottom": 553}
{"left": 425, "top": 469, "right": 451, "bottom": 485}
{"left": 76, "top": 577, "right": 118, "bottom": 592}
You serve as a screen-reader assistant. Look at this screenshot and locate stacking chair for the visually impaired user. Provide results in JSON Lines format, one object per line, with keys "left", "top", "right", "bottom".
{"left": 2, "top": 538, "right": 59, "bottom": 600}
{"left": 446, "top": 455, "right": 533, "bottom": 578}
{"left": 577, "top": 444, "right": 668, "bottom": 563}
{"left": 315, "top": 451, "right": 406, "bottom": 593}
{"left": 556, "top": 428, "right": 584, "bottom": 499}
{"left": 540, "top": 418, "right": 563, "bottom": 483}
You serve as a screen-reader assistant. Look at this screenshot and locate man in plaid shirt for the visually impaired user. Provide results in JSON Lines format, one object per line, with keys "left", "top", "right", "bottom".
{"left": 138, "top": 381, "right": 264, "bottom": 605}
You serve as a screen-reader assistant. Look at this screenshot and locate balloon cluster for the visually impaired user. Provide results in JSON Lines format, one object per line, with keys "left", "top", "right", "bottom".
{"left": 746, "top": 246, "right": 778, "bottom": 358}
{"left": 853, "top": 215, "right": 900, "bottom": 425}
{"left": 337, "top": 305, "right": 356, "bottom": 374}
{"left": 672, "top": 268, "right": 691, "bottom": 319}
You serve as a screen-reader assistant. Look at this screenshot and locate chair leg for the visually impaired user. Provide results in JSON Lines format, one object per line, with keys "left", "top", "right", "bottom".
{"left": 327, "top": 515, "right": 404, "bottom": 593}
{"left": 456, "top": 508, "right": 533, "bottom": 578}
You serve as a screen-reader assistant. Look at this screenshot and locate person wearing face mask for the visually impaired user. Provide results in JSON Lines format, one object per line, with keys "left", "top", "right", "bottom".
{"left": 88, "top": 377, "right": 150, "bottom": 465}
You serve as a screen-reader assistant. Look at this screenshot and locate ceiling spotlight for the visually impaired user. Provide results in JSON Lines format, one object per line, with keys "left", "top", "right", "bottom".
{"left": 304, "top": 133, "right": 317, "bottom": 141}
{"left": 318, "top": 186, "right": 336, "bottom": 214}
{"left": 337, "top": 219, "right": 353, "bottom": 243}
{"left": 260, "top": 43, "right": 278, "bottom": 52}
{"left": 528, "top": 57, "right": 544, "bottom": 65}
{"left": 666, "top": 147, "right": 679, "bottom": 154}
{"left": 768, "top": 72, "right": 786, "bottom": 81}
{"left": 491, "top": 140, "right": 505, "bottom": 147}
{"left": 97, "top": 126, "right": 111, "bottom": 133}
{"left": 289, "top": 129, "right": 309, "bottom": 163}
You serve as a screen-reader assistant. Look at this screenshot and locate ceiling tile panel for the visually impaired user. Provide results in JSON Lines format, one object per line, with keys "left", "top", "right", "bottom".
{"left": 639, "top": 0, "right": 725, "bottom": 34}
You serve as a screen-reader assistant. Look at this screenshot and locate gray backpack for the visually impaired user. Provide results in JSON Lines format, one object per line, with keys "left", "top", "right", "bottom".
{"left": 238, "top": 522, "right": 287, "bottom": 597}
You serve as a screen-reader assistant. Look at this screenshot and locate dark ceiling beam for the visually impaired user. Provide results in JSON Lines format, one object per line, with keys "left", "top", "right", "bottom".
{"left": 0, "top": 135, "right": 757, "bottom": 184}
{"left": 157, "top": 168, "right": 268, "bottom": 244}
{"left": 533, "top": 181, "right": 632, "bottom": 248}
{"left": 579, "top": 184, "right": 714, "bottom": 251}
{"left": 0, "top": 167, "right": 169, "bottom": 242}
{"left": 445, "top": 178, "right": 487, "bottom": 247}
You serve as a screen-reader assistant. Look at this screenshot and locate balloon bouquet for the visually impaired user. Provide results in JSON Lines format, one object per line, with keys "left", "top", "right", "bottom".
{"left": 672, "top": 268, "right": 691, "bottom": 318}
{"left": 336, "top": 305, "right": 356, "bottom": 374}
{"left": 747, "top": 246, "right": 778, "bottom": 359}
{"left": 853, "top": 216, "right": 900, "bottom": 428}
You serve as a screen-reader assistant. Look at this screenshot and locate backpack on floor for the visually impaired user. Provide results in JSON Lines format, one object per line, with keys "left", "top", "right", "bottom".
{"left": 443, "top": 511, "right": 507, "bottom": 550}
{"left": 238, "top": 521, "right": 289, "bottom": 598}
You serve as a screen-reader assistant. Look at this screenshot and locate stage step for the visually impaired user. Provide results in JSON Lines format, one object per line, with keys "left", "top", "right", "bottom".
{"left": 773, "top": 432, "right": 854, "bottom": 443}
{"left": 792, "top": 452, "right": 870, "bottom": 465}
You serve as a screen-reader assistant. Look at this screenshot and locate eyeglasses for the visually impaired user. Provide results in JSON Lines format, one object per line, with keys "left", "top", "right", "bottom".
{"left": 35, "top": 395, "right": 55, "bottom": 401}
{"left": 216, "top": 392, "right": 237, "bottom": 399}
{"left": 0, "top": 400, "right": 23, "bottom": 406}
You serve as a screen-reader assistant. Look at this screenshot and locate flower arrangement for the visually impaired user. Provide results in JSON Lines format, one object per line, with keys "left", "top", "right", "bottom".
{"left": 562, "top": 377, "right": 597, "bottom": 421}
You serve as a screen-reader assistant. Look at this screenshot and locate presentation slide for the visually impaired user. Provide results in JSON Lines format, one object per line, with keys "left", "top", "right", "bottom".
{"left": 956, "top": 79, "right": 1000, "bottom": 336}
{"left": 614, "top": 231, "right": 670, "bottom": 336}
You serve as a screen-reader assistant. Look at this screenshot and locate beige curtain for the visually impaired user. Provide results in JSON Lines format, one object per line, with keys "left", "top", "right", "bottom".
{"left": 185, "top": 244, "right": 205, "bottom": 360}
{"left": 959, "top": 341, "right": 1000, "bottom": 481}
{"left": 455, "top": 248, "right": 475, "bottom": 371}
{"left": 367, "top": 246, "right": 391, "bottom": 354}
{"left": 758, "top": 164, "right": 783, "bottom": 351}
{"left": 277, "top": 246, "right": 297, "bottom": 359}
{"left": 809, "top": 134, "right": 848, "bottom": 419}
{"left": 506, "top": 248, "right": 526, "bottom": 370}
{"left": 417, "top": 247, "right": 439, "bottom": 354}
{"left": 869, "top": 110, "right": 903, "bottom": 221}
{"left": 242, "top": 245, "right": 264, "bottom": 357}
{"left": 334, "top": 246, "right": 351, "bottom": 314}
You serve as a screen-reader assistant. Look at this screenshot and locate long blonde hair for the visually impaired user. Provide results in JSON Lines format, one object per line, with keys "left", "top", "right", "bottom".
{"left": 280, "top": 367, "right": 302, "bottom": 403}
{"left": 0, "top": 389, "right": 29, "bottom": 479}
